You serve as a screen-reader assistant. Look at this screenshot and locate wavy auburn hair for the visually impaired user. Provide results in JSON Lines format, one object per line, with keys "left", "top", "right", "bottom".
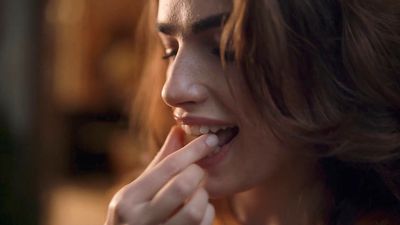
{"left": 132, "top": 0, "right": 400, "bottom": 224}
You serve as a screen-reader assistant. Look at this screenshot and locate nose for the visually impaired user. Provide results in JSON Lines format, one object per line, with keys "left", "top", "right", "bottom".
{"left": 161, "top": 54, "right": 207, "bottom": 108}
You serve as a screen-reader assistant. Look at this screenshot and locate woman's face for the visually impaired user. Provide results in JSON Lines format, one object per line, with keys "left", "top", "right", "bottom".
{"left": 157, "top": 0, "right": 310, "bottom": 198}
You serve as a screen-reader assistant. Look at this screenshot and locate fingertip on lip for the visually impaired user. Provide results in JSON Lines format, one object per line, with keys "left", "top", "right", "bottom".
{"left": 205, "top": 134, "right": 219, "bottom": 147}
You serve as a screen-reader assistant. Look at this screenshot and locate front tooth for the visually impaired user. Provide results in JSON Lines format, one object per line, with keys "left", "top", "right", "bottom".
{"left": 190, "top": 125, "right": 201, "bottom": 136}
{"left": 199, "top": 126, "right": 210, "bottom": 134}
{"left": 210, "top": 126, "right": 219, "bottom": 133}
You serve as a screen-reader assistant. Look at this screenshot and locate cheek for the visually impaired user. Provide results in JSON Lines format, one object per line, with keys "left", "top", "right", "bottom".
{"left": 234, "top": 103, "right": 293, "bottom": 181}
{"left": 230, "top": 81, "right": 261, "bottom": 127}
{"left": 242, "top": 125, "right": 286, "bottom": 165}
{"left": 229, "top": 133, "right": 290, "bottom": 190}
{"left": 207, "top": 134, "right": 289, "bottom": 196}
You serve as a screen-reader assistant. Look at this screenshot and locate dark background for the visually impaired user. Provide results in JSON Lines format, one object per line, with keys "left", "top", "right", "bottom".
{"left": 0, "top": 1, "right": 147, "bottom": 224}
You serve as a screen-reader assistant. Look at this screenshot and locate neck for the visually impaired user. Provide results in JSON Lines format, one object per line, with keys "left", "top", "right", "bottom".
{"left": 229, "top": 161, "right": 330, "bottom": 225}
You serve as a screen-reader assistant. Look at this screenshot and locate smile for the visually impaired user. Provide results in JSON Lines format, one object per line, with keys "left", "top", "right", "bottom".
{"left": 181, "top": 124, "right": 239, "bottom": 155}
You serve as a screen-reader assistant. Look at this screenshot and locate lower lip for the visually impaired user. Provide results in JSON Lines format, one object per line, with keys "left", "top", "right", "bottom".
{"left": 197, "top": 138, "right": 235, "bottom": 169}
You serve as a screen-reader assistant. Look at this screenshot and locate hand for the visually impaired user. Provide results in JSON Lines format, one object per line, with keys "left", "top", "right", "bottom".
{"left": 104, "top": 126, "right": 219, "bottom": 225}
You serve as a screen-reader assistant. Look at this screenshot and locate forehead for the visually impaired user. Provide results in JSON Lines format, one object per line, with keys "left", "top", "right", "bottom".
{"left": 157, "top": 0, "right": 231, "bottom": 27}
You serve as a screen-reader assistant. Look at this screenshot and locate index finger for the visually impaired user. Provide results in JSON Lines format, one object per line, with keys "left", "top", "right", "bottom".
{"left": 144, "top": 126, "right": 185, "bottom": 173}
{"left": 130, "top": 133, "right": 219, "bottom": 201}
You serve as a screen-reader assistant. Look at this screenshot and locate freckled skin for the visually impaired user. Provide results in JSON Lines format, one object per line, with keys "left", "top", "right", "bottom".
{"left": 158, "top": 0, "right": 316, "bottom": 199}
{"left": 105, "top": 1, "right": 325, "bottom": 224}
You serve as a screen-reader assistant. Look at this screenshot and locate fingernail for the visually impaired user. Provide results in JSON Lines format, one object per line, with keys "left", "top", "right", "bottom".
{"left": 205, "top": 134, "right": 219, "bottom": 147}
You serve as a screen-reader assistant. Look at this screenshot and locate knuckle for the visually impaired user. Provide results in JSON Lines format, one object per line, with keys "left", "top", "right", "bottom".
{"left": 187, "top": 164, "right": 205, "bottom": 177}
{"left": 162, "top": 158, "right": 182, "bottom": 175}
{"left": 107, "top": 186, "right": 135, "bottom": 223}
{"left": 198, "top": 188, "right": 209, "bottom": 200}
{"left": 173, "top": 177, "right": 196, "bottom": 196}
{"left": 107, "top": 198, "right": 147, "bottom": 225}
{"left": 107, "top": 199, "right": 125, "bottom": 220}
{"left": 108, "top": 189, "right": 126, "bottom": 213}
{"left": 108, "top": 198, "right": 119, "bottom": 212}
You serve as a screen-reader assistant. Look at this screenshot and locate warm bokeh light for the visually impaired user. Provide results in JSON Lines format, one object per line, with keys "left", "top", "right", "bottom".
{"left": 0, "top": 0, "right": 151, "bottom": 224}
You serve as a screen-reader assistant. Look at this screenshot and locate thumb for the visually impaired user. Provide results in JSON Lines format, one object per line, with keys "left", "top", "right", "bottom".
{"left": 145, "top": 125, "right": 185, "bottom": 171}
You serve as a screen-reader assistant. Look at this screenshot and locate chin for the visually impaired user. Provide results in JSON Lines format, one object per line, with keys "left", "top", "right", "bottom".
{"left": 204, "top": 176, "right": 246, "bottom": 199}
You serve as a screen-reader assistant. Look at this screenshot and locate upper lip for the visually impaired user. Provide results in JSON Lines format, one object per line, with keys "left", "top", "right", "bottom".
{"left": 174, "top": 115, "right": 235, "bottom": 126}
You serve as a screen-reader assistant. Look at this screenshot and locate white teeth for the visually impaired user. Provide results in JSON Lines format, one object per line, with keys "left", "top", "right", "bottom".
{"left": 199, "top": 126, "right": 209, "bottom": 134}
{"left": 182, "top": 124, "right": 235, "bottom": 136}
{"left": 210, "top": 126, "right": 219, "bottom": 133}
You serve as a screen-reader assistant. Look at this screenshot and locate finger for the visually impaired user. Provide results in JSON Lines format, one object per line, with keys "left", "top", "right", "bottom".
{"left": 200, "top": 204, "right": 215, "bottom": 225}
{"left": 164, "top": 188, "right": 209, "bottom": 225}
{"left": 130, "top": 134, "right": 218, "bottom": 201}
{"left": 146, "top": 164, "right": 206, "bottom": 224}
{"left": 144, "top": 125, "right": 185, "bottom": 173}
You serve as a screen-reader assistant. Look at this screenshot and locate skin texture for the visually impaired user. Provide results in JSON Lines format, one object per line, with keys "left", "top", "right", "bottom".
{"left": 105, "top": 127, "right": 218, "bottom": 225}
{"left": 158, "top": 0, "right": 304, "bottom": 199}
{"left": 106, "top": 0, "right": 327, "bottom": 224}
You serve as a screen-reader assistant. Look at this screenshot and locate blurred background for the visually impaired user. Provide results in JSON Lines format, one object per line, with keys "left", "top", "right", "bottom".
{"left": 0, "top": 0, "right": 150, "bottom": 224}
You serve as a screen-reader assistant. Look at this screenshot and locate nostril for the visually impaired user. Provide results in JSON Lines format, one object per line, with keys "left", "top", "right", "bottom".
{"left": 162, "top": 83, "right": 208, "bottom": 107}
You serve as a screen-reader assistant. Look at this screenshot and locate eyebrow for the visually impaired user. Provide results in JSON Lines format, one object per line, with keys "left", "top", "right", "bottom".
{"left": 157, "top": 12, "right": 229, "bottom": 36}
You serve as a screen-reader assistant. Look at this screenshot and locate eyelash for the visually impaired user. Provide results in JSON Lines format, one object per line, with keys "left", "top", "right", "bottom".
{"left": 161, "top": 48, "right": 235, "bottom": 62}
